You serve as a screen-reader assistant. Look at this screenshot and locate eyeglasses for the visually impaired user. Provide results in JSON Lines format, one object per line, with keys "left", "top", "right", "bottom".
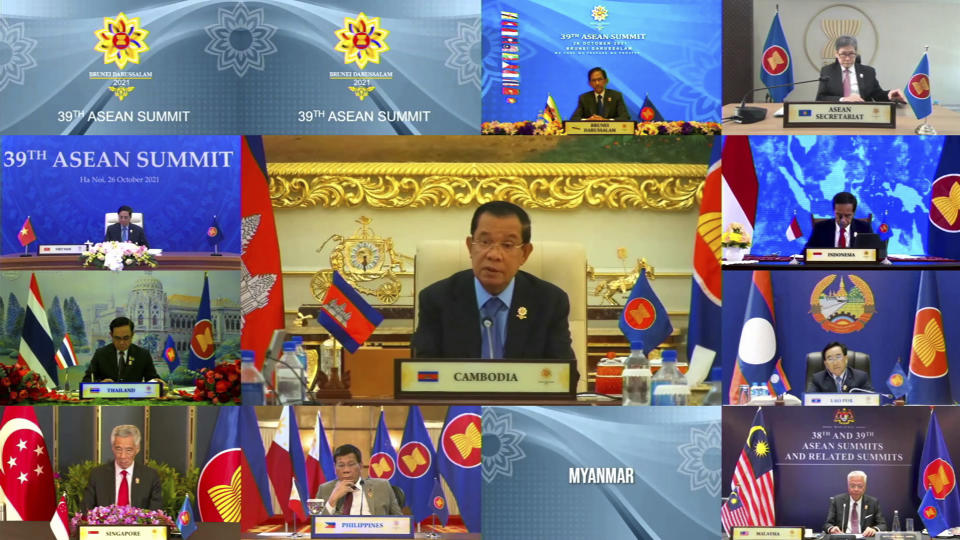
{"left": 471, "top": 239, "right": 525, "bottom": 252}
{"left": 837, "top": 51, "right": 857, "bottom": 58}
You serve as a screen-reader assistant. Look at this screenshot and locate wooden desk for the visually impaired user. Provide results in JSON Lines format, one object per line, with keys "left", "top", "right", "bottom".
{"left": 721, "top": 103, "right": 960, "bottom": 134}
{"left": 0, "top": 252, "right": 240, "bottom": 270}
{"left": 0, "top": 521, "right": 238, "bottom": 540}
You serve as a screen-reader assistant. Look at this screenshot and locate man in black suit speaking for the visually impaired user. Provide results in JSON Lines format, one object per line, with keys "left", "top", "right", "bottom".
{"left": 815, "top": 35, "right": 906, "bottom": 103}
{"left": 82, "top": 425, "right": 163, "bottom": 511}
{"left": 570, "top": 67, "right": 631, "bottom": 121}
{"left": 806, "top": 341, "right": 873, "bottom": 393}
{"left": 823, "top": 470, "right": 886, "bottom": 536}
{"left": 803, "top": 192, "right": 873, "bottom": 251}
{"left": 105, "top": 205, "right": 149, "bottom": 247}
{"left": 83, "top": 317, "right": 161, "bottom": 383}
{"left": 411, "top": 201, "right": 575, "bottom": 360}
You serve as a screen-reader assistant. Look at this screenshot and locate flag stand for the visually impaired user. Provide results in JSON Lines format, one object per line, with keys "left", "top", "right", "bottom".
{"left": 20, "top": 243, "right": 32, "bottom": 257}
{"left": 425, "top": 513, "right": 440, "bottom": 539}
{"left": 914, "top": 46, "right": 936, "bottom": 135}
{"left": 210, "top": 243, "right": 222, "bottom": 257}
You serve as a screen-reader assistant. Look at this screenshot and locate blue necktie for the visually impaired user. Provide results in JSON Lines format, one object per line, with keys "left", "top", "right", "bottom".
{"left": 596, "top": 94, "right": 605, "bottom": 117}
{"left": 480, "top": 297, "right": 505, "bottom": 359}
{"left": 122, "top": 227, "right": 128, "bottom": 242}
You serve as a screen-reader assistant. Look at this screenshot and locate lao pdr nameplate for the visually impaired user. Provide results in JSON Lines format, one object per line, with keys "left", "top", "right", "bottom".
{"left": 784, "top": 102, "right": 895, "bottom": 129}
{"left": 396, "top": 358, "right": 576, "bottom": 398}
{"left": 311, "top": 516, "right": 413, "bottom": 538}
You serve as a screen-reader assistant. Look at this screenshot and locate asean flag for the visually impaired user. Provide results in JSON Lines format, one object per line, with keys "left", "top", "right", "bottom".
{"left": 197, "top": 407, "right": 242, "bottom": 522}
{"left": 436, "top": 406, "right": 481, "bottom": 532}
{"left": 905, "top": 52, "right": 932, "bottom": 120}
{"left": 927, "top": 137, "right": 960, "bottom": 260}
{"left": 187, "top": 273, "right": 215, "bottom": 371}
{"left": 162, "top": 334, "right": 179, "bottom": 372}
{"left": 734, "top": 271, "right": 779, "bottom": 390}
{"left": 393, "top": 406, "right": 437, "bottom": 524}
{"left": 316, "top": 271, "right": 384, "bottom": 353}
{"left": 906, "top": 271, "right": 952, "bottom": 404}
{"left": 368, "top": 411, "right": 398, "bottom": 485}
{"left": 687, "top": 139, "right": 722, "bottom": 370}
{"left": 759, "top": 12, "right": 794, "bottom": 102}
{"left": 619, "top": 268, "right": 672, "bottom": 355}
{"left": 916, "top": 411, "right": 960, "bottom": 528}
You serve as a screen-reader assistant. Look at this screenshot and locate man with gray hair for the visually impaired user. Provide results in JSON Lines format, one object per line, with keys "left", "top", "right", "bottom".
{"left": 82, "top": 424, "right": 163, "bottom": 511}
{"left": 815, "top": 35, "right": 906, "bottom": 103}
{"left": 823, "top": 470, "right": 887, "bottom": 537}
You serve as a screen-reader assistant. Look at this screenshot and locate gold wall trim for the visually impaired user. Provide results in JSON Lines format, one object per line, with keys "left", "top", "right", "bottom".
{"left": 268, "top": 162, "right": 706, "bottom": 210}
{"left": 144, "top": 407, "right": 151, "bottom": 462}
{"left": 95, "top": 407, "right": 102, "bottom": 464}
{"left": 188, "top": 407, "right": 196, "bottom": 468}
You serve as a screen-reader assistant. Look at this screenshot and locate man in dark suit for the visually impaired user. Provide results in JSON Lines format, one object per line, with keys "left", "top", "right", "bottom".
{"left": 824, "top": 471, "right": 886, "bottom": 536}
{"left": 82, "top": 425, "right": 163, "bottom": 511}
{"left": 570, "top": 67, "right": 631, "bottom": 121}
{"left": 815, "top": 35, "right": 906, "bottom": 103}
{"left": 803, "top": 192, "right": 874, "bottom": 251}
{"left": 104, "top": 205, "right": 149, "bottom": 247}
{"left": 411, "top": 201, "right": 575, "bottom": 360}
{"left": 317, "top": 444, "right": 402, "bottom": 516}
{"left": 807, "top": 342, "right": 873, "bottom": 393}
{"left": 83, "top": 317, "right": 161, "bottom": 383}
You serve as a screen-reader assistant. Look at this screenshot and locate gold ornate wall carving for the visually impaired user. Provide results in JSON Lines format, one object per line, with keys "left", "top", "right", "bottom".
{"left": 268, "top": 162, "right": 706, "bottom": 210}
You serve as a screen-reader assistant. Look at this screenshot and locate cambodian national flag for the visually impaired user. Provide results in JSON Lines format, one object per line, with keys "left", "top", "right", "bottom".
{"left": 240, "top": 406, "right": 273, "bottom": 531}
{"left": 916, "top": 411, "right": 960, "bottom": 528}
{"left": 306, "top": 410, "right": 336, "bottom": 498}
{"left": 393, "top": 406, "right": 437, "bottom": 524}
{"left": 163, "top": 334, "right": 180, "bottom": 371}
{"left": 886, "top": 361, "right": 911, "bottom": 399}
{"left": 368, "top": 411, "right": 399, "bottom": 486}
{"left": 619, "top": 268, "right": 673, "bottom": 355}
{"left": 639, "top": 94, "right": 664, "bottom": 122}
{"left": 905, "top": 52, "right": 932, "bottom": 120}
{"left": 54, "top": 333, "right": 78, "bottom": 369}
{"left": 688, "top": 140, "right": 722, "bottom": 372}
{"left": 759, "top": 12, "right": 794, "bottom": 102}
{"left": 18, "top": 273, "right": 58, "bottom": 388}
{"left": 436, "top": 406, "right": 481, "bottom": 532}
{"left": 428, "top": 475, "right": 449, "bottom": 526}
{"left": 316, "top": 271, "right": 384, "bottom": 353}
{"left": 266, "top": 406, "right": 309, "bottom": 524}
{"left": 907, "top": 271, "right": 952, "bottom": 404}
{"left": 735, "top": 271, "right": 779, "bottom": 387}
{"left": 187, "top": 274, "right": 215, "bottom": 371}
{"left": 197, "top": 407, "right": 242, "bottom": 523}
{"left": 927, "top": 137, "right": 960, "bottom": 260}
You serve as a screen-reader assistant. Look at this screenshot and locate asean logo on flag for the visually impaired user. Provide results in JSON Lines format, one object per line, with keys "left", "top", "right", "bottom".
{"left": 369, "top": 451, "right": 396, "bottom": 480}
{"left": 164, "top": 347, "right": 177, "bottom": 364}
{"left": 762, "top": 45, "right": 790, "bottom": 76}
{"left": 440, "top": 413, "right": 481, "bottom": 469}
{"left": 923, "top": 458, "right": 956, "bottom": 499}
{"left": 910, "top": 307, "right": 947, "bottom": 378}
{"left": 908, "top": 73, "right": 931, "bottom": 100}
{"left": 178, "top": 511, "right": 191, "bottom": 526}
{"left": 397, "top": 442, "right": 432, "bottom": 479}
{"left": 924, "top": 505, "right": 940, "bottom": 520}
{"left": 191, "top": 320, "right": 215, "bottom": 359}
{"left": 929, "top": 174, "right": 960, "bottom": 232}
{"left": 640, "top": 107, "right": 656, "bottom": 121}
{"left": 197, "top": 449, "right": 242, "bottom": 522}
{"left": 207, "top": 227, "right": 219, "bottom": 238}
{"left": 888, "top": 372, "right": 904, "bottom": 388}
{"left": 623, "top": 298, "right": 656, "bottom": 330}
{"left": 433, "top": 496, "right": 445, "bottom": 510}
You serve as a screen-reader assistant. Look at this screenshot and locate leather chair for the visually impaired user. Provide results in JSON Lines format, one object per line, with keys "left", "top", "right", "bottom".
{"left": 804, "top": 350, "right": 871, "bottom": 390}
{"left": 104, "top": 212, "right": 144, "bottom": 235}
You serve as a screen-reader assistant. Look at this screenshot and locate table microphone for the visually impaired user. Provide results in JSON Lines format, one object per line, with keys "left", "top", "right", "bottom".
{"left": 736, "top": 77, "right": 826, "bottom": 124}
{"left": 482, "top": 318, "right": 494, "bottom": 360}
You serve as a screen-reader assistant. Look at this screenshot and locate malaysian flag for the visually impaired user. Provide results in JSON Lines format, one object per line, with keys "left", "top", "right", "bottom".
{"left": 728, "top": 409, "right": 776, "bottom": 528}
{"left": 721, "top": 487, "right": 749, "bottom": 535}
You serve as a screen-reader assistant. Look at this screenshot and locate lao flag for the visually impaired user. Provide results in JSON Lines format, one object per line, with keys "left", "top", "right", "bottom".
{"left": 639, "top": 94, "right": 664, "bottom": 122}
{"left": 435, "top": 406, "right": 481, "bottom": 532}
{"left": 207, "top": 216, "right": 223, "bottom": 247}
{"left": 176, "top": 495, "right": 198, "bottom": 540}
{"left": 919, "top": 488, "right": 951, "bottom": 537}
{"left": 886, "top": 361, "right": 911, "bottom": 399}
{"left": 766, "top": 358, "right": 790, "bottom": 396}
{"left": 0, "top": 407, "right": 55, "bottom": 520}
{"left": 163, "top": 334, "right": 180, "bottom": 371}
{"left": 54, "top": 333, "right": 78, "bottom": 369}
{"left": 927, "top": 137, "right": 960, "bottom": 260}
{"left": 50, "top": 495, "right": 70, "bottom": 540}
{"left": 18, "top": 216, "right": 36, "bottom": 246}
{"left": 688, "top": 140, "right": 722, "bottom": 370}
{"left": 317, "top": 271, "right": 384, "bottom": 353}
{"left": 759, "top": 12, "right": 794, "bottom": 102}
{"left": 736, "top": 270, "right": 779, "bottom": 386}
{"left": 905, "top": 53, "right": 932, "bottom": 120}
{"left": 266, "top": 406, "right": 309, "bottom": 523}
{"left": 619, "top": 268, "right": 673, "bottom": 354}
{"left": 906, "top": 271, "right": 952, "bottom": 404}
{"left": 368, "top": 411, "right": 398, "bottom": 486}
{"left": 916, "top": 411, "right": 960, "bottom": 527}
{"left": 428, "top": 475, "right": 449, "bottom": 526}
{"left": 240, "top": 406, "right": 273, "bottom": 531}
{"left": 197, "top": 407, "right": 242, "bottom": 522}
{"left": 187, "top": 273, "right": 216, "bottom": 371}
{"left": 17, "top": 273, "right": 58, "bottom": 388}
{"left": 306, "top": 410, "right": 336, "bottom": 497}
{"left": 785, "top": 216, "right": 803, "bottom": 242}
{"left": 393, "top": 406, "right": 437, "bottom": 524}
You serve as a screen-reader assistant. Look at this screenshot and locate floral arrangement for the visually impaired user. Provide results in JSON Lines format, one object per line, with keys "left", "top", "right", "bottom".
{"left": 481, "top": 119, "right": 558, "bottom": 135}
{"left": 0, "top": 362, "right": 72, "bottom": 404}
{"left": 635, "top": 121, "right": 721, "bottom": 136}
{"left": 80, "top": 242, "right": 158, "bottom": 272}
{"left": 482, "top": 119, "right": 720, "bottom": 136}
{"left": 721, "top": 222, "right": 752, "bottom": 248}
{"left": 178, "top": 358, "right": 241, "bottom": 404}
{"left": 71, "top": 505, "right": 175, "bottom": 532}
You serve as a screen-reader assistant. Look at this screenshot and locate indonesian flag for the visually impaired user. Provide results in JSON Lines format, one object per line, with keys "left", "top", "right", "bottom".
{"left": 722, "top": 136, "right": 759, "bottom": 248}
{"left": 0, "top": 406, "right": 56, "bottom": 520}
{"left": 18, "top": 217, "right": 37, "bottom": 246}
{"left": 785, "top": 215, "right": 803, "bottom": 241}
{"left": 50, "top": 495, "right": 69, "bottom": 540}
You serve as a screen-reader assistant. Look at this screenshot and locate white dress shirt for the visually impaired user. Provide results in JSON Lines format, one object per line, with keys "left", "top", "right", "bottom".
{"left": 325, "top": 480, "right": 369, "bottom": 515}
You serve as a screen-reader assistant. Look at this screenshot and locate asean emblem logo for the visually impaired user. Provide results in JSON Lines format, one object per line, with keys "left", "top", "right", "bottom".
{"left": 369, "top": 451, "right": 396, "bottom": 480}
{"left": 810, "top": 274, "right": 875, "bottom": 333}
{"left": 440, "top": 413, "right": 481, "bottom": 469}
{"left": 888, "top": 373, "right": 904, "bottom": 388}
{"left": 923, "top": 458, "right": 956, "bottom": 499}
{"left": 878, "top": 223, "right": 890, "bottom": 235}
{"left": 207, "top": 227, "right": 219, "bottom": 238}
{"left": 94, "top": 13, "right": 150, "bottom": 69}
{"left": 640, "top": 107, "right": 656, "bottom": 121}
{"left": 833, "top": 408, "right": 855, "bottom": 425}
{"left": 178, "top": 511, "right": 191, "bottom": 525}
{"left": 923, "top": 505, "right": 939, "bottom": 520}
{"left": 623, "top": 297, "right": 656, "bottom": 330}
{"left": 910, "top": 307, "right": 947, "bottom": 378}
{"left": 334, "top": 13, "right": 390, "bottom": 70}
{"left": 908, "top": 73, "right": 931, "bottom": 100}
{"left": 929, "top": 174, "right": 960, "bottom": 232}
{"left": 164, "top": 347, "right": 177, "bottom": 364}
{"left": 191, "top": 319, "right": 215, "bottom": 359}
{"left": 433, "top": 496, "right": 445, "bottom": 510}
{"left": 397, "top": 441, "right": 432, "bottom": 478}
{"left": 762, "top": 45, "right": 790, "bottom": 76}
{"left": 197, "top": 449, "right": 241, "bottom": 522}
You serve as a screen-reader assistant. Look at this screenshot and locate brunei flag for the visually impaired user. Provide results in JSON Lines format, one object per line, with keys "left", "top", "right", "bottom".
{"left": 543, "top": 93, "right": 561, "bottom": 124}
{"left": 906, "top": 271, "right": 952, "bottom": 404}
{"left": 316, "top": 271, "right": 384, "bottom": 353}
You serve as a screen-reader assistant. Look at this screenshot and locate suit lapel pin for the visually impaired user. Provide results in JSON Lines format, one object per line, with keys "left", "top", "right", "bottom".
{"left": 517, "top": 306, "right": 528, "bottom": 320}
{"left": 842, "top": 385, "right": 848, "bottom": 391}
{"left": 135, "top": 477, "right": 140, "bottom": 484}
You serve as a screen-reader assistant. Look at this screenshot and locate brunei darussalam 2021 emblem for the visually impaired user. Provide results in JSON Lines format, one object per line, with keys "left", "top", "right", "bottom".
{"left": 331, "top": 12, "right": 392, "bottom": 101}
{"left": 92, "top": 12, "right": 151, "bottom": 101}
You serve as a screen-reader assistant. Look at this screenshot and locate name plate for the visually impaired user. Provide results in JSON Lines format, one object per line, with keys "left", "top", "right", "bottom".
{"left": 564, "top": 121, "right": 635, "bottom": 135}
{"left": 39, "top": 244, "right": 86, "bottom": 255}
{"left": 395, "top": 358, "right": 576, "bottom": 399}
{"left": 805, "top": 248, "right": 877, "bottom": 262}
{"left": 876, "top": 532, "right": 922, "bottom": 540}
{"left": 784, "top": 102, "right": 895, "bottom": 128}
{"left": 80, "top": 382, "right": 161, "bottom": 399}
{"left": 311, "top": 515, "right": 413, "bottom": 538}
{"left": 804, "top": 393, "right": 880, "bottom": 406}
{"left": 79, "top": 525, "right": 167, "bottom": 539}
{"left": 731, "top": 526, "right": 803, "bottom": 540}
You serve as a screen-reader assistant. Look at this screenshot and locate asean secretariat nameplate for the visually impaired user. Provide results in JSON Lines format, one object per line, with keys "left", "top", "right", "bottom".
{"left": 311, "top": 515, "right": 413, "bottom": 538}
{"left": 784, "top": 102, "right": 895, "bottom": 129}
{"left": 564, "top": 121, "right": 636, "bottom": 135}
{"left": 80, "top": 382, "right": 161, "bottom": 399}
{"left": 80, "top": 525, "right": 167, "bottom": 539}
{"left": 730, "top": 526, "right": 803, "bottom": 540}
{"left": 805, "top": 248, "right": 877, "bottom": 263}
{"left": 395, "top": 358, "right": 576, "bottom": 399}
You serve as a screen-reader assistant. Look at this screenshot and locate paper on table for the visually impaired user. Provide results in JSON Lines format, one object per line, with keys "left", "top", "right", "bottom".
{"left": 685, "top": 345, "right": 715, "bottom": 386}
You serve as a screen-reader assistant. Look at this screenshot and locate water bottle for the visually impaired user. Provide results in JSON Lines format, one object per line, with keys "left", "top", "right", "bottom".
{"left": 276, "top": 341, "right": 305, "bottom": 405}
{"left": 702, "top": 366, "right": 723, "bottom": 406}
{"left": 292, "top": 336, "right": 309, "bottom": 372}
{"left": 240, "top": 349, "right": 266, "bottom": 406}
{"left": 651, "top": 350, "right": 689, "bottom": 406}
{"left": 892, "top": 510, "right": 901, "bottom": 532}
{"left": 621, "top": 341, "right": 651, "bottom": 406}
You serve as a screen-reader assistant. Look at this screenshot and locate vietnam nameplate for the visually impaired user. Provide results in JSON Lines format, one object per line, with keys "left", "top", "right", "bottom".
{"left": 564, "top": 121, "right": 635, "bottom": 135}
{"left": 805, "top": 248, "right": 877, "bottom": 263}
{"left": 38, "top": 244, "right": 87, "bottom": 255}
{"left": 80, "top": 382, "right": 162, "bottom": 399}
{"left": 311, "top": 515, "right": 413, "bottom": 538}
{"left": 395, "top": 358, "right": 576, "bottom": 399}
{"left": 784, "top": 102, "right": 895, "bottom": 129}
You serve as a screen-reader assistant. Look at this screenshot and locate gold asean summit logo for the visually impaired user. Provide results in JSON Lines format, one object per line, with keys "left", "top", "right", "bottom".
{"left": 810, "top": 274, "right": 875, "bottom": 334}
{"left": 94, "top": 12, "right": 149, "bottom": 69}
{"left": 334, "top": 12, "right": 390, "bottom": 70}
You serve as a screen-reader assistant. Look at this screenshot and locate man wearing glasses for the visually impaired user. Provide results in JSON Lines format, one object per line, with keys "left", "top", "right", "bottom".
{"left": 815, "top": 35, "right": 906, "bottom": 103}
{"left": 806, "top": 342, "right": 874, "bottom": 393}
{"left": 411, "top": 201, "right": 575, "bottom": 359}
{"left": 83, "top": 316, "right": 162, "bottom": 383}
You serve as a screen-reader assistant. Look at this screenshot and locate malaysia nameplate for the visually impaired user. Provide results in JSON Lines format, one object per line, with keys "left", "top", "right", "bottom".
{"left": 805, "top": 248, "right": 877, "bottom": 263}
{"left": 79, "top": 525, "right": 167, "bottom": 539}
{"left": 784, "top": 102, "right": 895, "bottom": 128}
{"left": 312, "top": 515, "right": 413, "bottom": 538}
{"left": 564, "top": 121, "right": 635, "bottom": 135}
{"left": 395, "top": 358, "right": 576, "bottom": 399}
{"left": 730, "top": 527, "right": 803, "bottom": 540}
{"left": 80, "top": 382, "right": 161, "bottom": 399}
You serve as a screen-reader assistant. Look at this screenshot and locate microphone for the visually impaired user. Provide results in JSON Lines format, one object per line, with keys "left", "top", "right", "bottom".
{"left": 482, "top": 318, "right": 494, "bottom": 360}
{"left": 356, "top": 479, "right": 364, "bottom": 516}
{"left": 842, "top": 501, "right": 848, "bottom": 533}
{"left": 736, "top": 77, "right": 826, "bottom": 124}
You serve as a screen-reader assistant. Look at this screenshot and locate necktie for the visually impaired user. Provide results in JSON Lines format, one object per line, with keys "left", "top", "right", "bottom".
{"left": 596, "top": 94, "right": 605, "bottom": 117}
{"left": 850, "top": 500, "right": 860, "bottom": 533}
{"left": 834, "top": 375, "right": 843, "bottom": 392}
{"left": 481, "top": 297, "right": 505, "bottom": 359}
{"left": 838, "top": 227, "right": 847, "bottom": 248}
{"left": 340, "top": 491, "right": 353, "bottom": 515}
{"left": 842, "top": 69, "right": 852, "bottom": 98}
{"left": 122, "top": 227, "right": 129, "bottom": 242}
{"left": 118, "top": 351, "right": 125, "bottom": 377}
{"left": 118, "top": 470, "right": 130, "bottom": 506}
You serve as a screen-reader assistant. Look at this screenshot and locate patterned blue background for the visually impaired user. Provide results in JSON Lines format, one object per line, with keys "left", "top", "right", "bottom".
{"left": 482, "top": 406, "right": 720, "bottom": 539}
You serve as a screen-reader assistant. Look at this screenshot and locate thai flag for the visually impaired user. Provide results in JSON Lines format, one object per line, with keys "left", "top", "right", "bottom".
{"left": 17, "top": 273, "right": 58, "bottom": 388}
{"left": 54, "top": 333, "right": 78, "bottom": 369}
{"left": 316, "top": 271, "right": 384, "bottom": 353}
